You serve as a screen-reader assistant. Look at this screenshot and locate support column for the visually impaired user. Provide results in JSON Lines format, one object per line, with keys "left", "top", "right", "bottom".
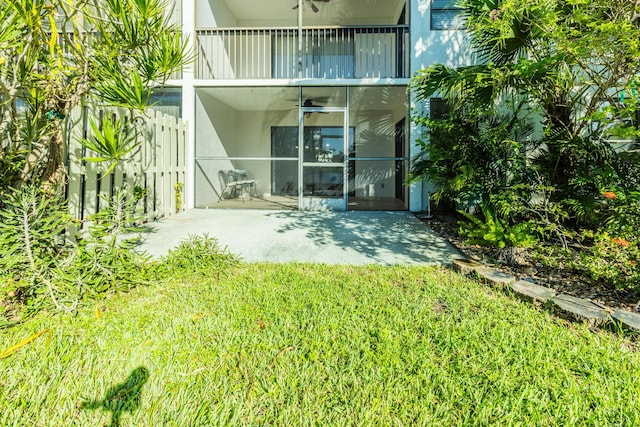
{"left": 182, "top": 0, "right": 196, "bottom": 209}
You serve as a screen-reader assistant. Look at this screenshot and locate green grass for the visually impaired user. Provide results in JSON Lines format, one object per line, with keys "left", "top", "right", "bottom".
{"left": 1, "top": 263, "right": 639, "bottom": 426}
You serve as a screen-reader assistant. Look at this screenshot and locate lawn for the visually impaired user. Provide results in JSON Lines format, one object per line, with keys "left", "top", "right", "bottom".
{"left": 1, "top": 263, "right": 639, "bottom": 426}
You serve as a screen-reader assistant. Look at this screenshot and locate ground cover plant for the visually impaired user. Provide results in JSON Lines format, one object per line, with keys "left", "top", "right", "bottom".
{"left": 1, "top": 261, "right": 639, "bottom": 426}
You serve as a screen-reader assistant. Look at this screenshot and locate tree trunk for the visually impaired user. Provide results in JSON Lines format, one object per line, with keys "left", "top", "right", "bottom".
{"left": 40, "top": 122, "right": 67, "bottom": 193}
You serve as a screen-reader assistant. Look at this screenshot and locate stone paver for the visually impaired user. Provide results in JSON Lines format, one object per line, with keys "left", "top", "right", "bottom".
{"left": 511, "top": 280, "right": 556, "bottom": 304}
{"left": 552, "top": 294, "right": 609, "bottom": 326}
{"left": 612, "top": 310, "right": 640, "bottom": 332}
{"left": 452, "top": 258, "right": 483, "bottom": 275}
{"left": 476, "top": 268, "right": 516, "bottom": 288}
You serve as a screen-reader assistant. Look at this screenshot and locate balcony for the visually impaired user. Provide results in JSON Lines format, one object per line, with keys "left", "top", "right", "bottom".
{"left": 195, "top": 26, "right": 409, "bottom": 80}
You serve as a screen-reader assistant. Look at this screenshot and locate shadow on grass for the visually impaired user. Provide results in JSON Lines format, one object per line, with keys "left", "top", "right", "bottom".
{"left": 80, "top": 366, "right": 149, "bottom": 427}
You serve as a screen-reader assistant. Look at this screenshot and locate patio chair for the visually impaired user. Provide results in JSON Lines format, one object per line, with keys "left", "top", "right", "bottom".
{"left": 218, "top": 169, "right": 257, "bottom": 202}
{"left": 233, "top": 169, "right": 258, "bottom": 199}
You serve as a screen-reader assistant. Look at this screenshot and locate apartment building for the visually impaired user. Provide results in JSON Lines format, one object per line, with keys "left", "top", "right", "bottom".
{"left": 162, "top": 0, "right": 472, "bottom": 211}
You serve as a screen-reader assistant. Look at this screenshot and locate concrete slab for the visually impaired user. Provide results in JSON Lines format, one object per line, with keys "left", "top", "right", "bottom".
{"left": 135, "top": 209, "right": 461, "bottom": 266}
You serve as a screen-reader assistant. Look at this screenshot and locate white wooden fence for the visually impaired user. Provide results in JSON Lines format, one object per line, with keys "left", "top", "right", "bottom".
{"left": 65, "top": 106, "right": 187, "bottom": 225}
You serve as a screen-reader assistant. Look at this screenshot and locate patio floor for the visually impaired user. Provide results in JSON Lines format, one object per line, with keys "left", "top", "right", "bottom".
{"left": 136, "top": 209, "right": 461, "bottom": 266}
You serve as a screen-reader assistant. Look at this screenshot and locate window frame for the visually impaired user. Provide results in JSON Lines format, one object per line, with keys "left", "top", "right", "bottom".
{"left": 429, "top": 97, "right": 451, "bottom": 120}
{"left": 430, "top": 0, "right": 465, "bottom": 31}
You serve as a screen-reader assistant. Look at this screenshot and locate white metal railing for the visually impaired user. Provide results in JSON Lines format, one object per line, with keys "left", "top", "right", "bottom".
{"left": 196, "top": 26, "right": 409, "bottom": 80}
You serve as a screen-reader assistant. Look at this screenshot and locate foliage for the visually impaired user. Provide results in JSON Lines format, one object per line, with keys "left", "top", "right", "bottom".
{"left": 0, "top": 151, "right": 26, "bottom": 207}
{"left": 570, "top": 191, "right": 640, "bottom": 290}
{"left": 411, "top": 0, "right": 640, "bottom": 209}
{"left": 599, "top": 190, "right": 640, "bottom": 240}
{"left": 410, "top": 0, "right": 640, "bottom": 289}
{"left": 410, "top": 103, "right": 533, "bottom": 210}
{"left": 458, "top": 204, "right": 538, "bottom": 248}
{"left": 174, "top": 181, "right": 184, "bottom": 213}
{"left": 0, "top": 0, "right": 189, "bottom": 189}
{"left": 160, "top": 234, "right": 238, "bottom": 278}
{"left": 2, "top": 265, "right": 640, "bottom": 425}
{"left": 489, "top": 182, "right": 575, "bottom": 249}
{"left": 63, "top": 187, "right": 151, "bottom": 296}
{"left": 80, "top": 116, "right": 141, "bottom": 175}
{"left": 574, "top": 230, "right": 640, "bottom": 291}
{"left": 0, "top": 186, "right": 70, "bottom": 310}
{"left": 0, "top": 185, "right": 151, "bottom": 313}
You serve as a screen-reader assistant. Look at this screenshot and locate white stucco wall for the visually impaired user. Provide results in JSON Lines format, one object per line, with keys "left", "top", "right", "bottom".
{"left": 408, "top": 0, "right": 476, "bottom": 211}
{"left": 196, "top": 0, "right": 237, "bottom": 27}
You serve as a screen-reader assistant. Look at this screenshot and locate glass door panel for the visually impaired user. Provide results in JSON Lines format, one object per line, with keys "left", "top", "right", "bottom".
{"left": 300, "top": 111, "right": 347, "bottom": 210}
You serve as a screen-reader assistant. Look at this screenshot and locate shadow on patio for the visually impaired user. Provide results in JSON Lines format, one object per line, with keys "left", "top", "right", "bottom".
{"left": 137, "top": 210, "right": 460, "bottom": 266}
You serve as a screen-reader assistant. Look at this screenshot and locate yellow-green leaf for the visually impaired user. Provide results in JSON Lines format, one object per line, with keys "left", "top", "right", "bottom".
{"left": 0, "top": 329, "right": 50, "bottom": 359}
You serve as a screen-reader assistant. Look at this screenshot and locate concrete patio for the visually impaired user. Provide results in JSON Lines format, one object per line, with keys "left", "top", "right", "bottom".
{"left": 136, "top": 209, "right": 460, "bottom": 266}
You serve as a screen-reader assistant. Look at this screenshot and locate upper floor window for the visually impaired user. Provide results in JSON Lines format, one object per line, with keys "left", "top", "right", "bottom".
{"left": 430, "top": 98, "right": 451, "bottom": 120}
{"left": 431, "top": 0, "right": 465, "bottom": 30}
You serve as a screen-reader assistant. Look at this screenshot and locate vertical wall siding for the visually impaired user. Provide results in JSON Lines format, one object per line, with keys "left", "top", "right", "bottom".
{"left": 65, "top": 107, "right": 187, "bottom": 227}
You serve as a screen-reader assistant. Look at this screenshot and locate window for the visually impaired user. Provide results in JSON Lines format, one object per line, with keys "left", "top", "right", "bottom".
{"left": 429, "top": 98, "right": 450, "bottom": 120}
{"left": 149, "top": 88, "right": 182, "bottom": 118}
{"left": 431, "top": 0, "right": 465, "bottom": 30}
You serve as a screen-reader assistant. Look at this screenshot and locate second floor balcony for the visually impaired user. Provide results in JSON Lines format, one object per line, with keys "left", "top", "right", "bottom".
{"left": 195, "top": 25, "right": 410, "bottom": 80}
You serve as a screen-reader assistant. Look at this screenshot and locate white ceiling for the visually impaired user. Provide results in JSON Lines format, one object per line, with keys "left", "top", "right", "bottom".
{"left": 222, "top": 0, "right": 406, "bottom": 26}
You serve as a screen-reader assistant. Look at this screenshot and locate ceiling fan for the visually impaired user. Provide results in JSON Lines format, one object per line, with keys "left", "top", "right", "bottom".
{"left": 292, "top": 0, "right": 330, "bottom": 13}
{"left": 301, "top": 99, "right": 326, "bottom": 108}
{"left": 289, "top": 98, "right": 329, "bottom": 117}
{"left": 289, "top": 97, "right": 329, "bottom": 108}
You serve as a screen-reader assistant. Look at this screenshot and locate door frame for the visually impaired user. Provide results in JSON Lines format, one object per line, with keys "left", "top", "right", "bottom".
{"left": 298, "top": 106, "right": 349, "bottom": 211}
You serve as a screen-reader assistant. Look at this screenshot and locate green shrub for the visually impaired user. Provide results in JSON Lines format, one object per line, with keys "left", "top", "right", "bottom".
{"left": 600, "top": 190, "right": 640, "bottom": 239}
{"left": 568, "top": 191, "right": 640, "bottom": 291}
{"left": 0, "top": 186, "right": 70, "bottom": 309}
{"left": 574, "top": 230, "right": 640, "bottom": 291}
{"left": 458, "top": 204, "right": 538, "bottom": 249}
{"left": 0, "top": 185, "right": 152, "bottom": 312}
{"left": 62, "top": 188, "right": 151, "bottom": 297}
{"left": 410, "top": 106, "right": 533, "bottom": 211}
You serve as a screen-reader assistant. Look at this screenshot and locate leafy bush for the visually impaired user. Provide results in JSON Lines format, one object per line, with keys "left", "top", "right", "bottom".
{"left": 574, "top": 231, "right": 640, "bottom": 291}
{"left": 600, "top": 190, "right": 640, "bottom": 239}
{"left": 0, "top": 186, "right": 70, "bottom": 309}
{"left": 567, "top": 190, "right": 640, "bottom": 291}
{"left": 458, "top": 204, "right": 538, "bottom": 249}
{"left": 0, "top": 185, "right": 151, "bottom": 313}
{"left": 62, "top": 187, "right": 152, "bottom": 297}
{"left": 410, "top": 106, "right": 533, "bottom": 211}
{"left": 0, "top": 151, "right": 27, "bottom": 206}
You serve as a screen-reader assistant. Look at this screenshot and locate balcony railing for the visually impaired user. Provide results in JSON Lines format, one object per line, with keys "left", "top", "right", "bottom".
{"left": 195, "top": 26, "right": 409, "bottom": 80}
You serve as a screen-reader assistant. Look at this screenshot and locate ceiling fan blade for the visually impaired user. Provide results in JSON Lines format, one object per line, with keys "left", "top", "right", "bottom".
{"left": 292, "top": 4, "right": 298, "bottom": 9}
{"left": 313, "top": 0, "right": 330, "bottom": 2}
{"left": 311, "top": 3, "right": 319, "bottom": 12}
